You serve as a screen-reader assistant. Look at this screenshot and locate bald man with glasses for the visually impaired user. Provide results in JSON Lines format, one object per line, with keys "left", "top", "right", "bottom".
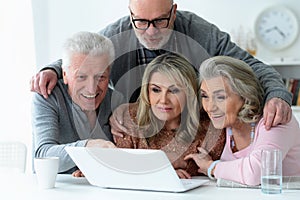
{"left": 31, "top": 0, "right": 292, "bottom": 133}
{"left": 130, "top": 5, "right": 174, "bottom": 30}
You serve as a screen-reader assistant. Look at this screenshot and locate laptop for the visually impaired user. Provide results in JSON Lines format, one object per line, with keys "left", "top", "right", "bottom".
{"left": 66, "top": 147, "right": 209, "bottom": 192}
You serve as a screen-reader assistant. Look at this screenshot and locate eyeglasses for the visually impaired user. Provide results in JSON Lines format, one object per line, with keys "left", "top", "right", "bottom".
{"left": 131, "top": 5, "right": 174, "bottom": 30}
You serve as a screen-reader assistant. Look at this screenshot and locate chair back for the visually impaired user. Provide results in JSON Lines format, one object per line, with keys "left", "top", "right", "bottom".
{"left": 0, "top": 141, "right": 27, "bottom": 173}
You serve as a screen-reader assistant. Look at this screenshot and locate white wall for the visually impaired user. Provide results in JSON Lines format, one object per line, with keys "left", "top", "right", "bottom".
{"left": 32, "top": 0, "right": 300, "bottom": 68}
{"left": 1, "top": 0, "right": 36, "bottom": 172}
{"left": 32, "top": 0, "right": 128, "bottom": 67}
{"left": 176, "top": 0, "right": 300, "bottom": 64}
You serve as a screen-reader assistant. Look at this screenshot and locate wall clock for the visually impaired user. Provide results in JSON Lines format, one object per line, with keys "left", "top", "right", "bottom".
{"left": 255, "top": 6, "right": 299, "bottom": 51}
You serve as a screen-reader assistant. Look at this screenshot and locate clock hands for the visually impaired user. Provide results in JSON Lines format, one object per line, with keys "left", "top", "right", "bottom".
{"left": 265, "top": 26, "right": 286, "bottom": 38}
{"left": 265, "top": 26, "right": 276, "bottom": 33}
{"left": 274, "top": 26, "right": 286, "bottom": 38}
{"left": 255, "top": 6, "right": 299, "bottom": 50}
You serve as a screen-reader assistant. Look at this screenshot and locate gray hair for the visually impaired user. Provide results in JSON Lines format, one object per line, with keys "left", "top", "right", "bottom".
{"left": 62, "top": 31, "right": 115, "bottom": 70}
{"left": 199, "top": 56, "right": 264, "bottom": 123}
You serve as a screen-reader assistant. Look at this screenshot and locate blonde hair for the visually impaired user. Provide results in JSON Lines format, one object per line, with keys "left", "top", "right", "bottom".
{"left": 199, "top": 56, "right": 264, "bottom": 123}
{"left": 137, "top": 52, "right": 200, "bottom": 143}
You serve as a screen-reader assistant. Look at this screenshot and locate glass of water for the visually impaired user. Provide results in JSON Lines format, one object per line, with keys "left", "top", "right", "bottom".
{"left": 261, "top": 149, "right": 282, "bottom": 194}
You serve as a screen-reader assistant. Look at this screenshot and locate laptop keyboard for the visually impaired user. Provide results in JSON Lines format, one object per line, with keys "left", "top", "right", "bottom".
{"left": 181, "top": 179, "right": 195, "bottom": 186}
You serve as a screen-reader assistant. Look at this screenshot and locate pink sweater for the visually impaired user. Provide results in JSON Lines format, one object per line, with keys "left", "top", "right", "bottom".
{"left": 214, "top": 116, "right": 300, "bottom": 186}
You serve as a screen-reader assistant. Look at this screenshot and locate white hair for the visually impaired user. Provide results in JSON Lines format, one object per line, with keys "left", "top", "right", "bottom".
{"left": 62, "top": 31, "right": 115, "bottom": 70}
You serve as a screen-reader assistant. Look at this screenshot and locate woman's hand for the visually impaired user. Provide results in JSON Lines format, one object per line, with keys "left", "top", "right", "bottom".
{"left": 184, "top": 147, "right": 213, "bottom": 175}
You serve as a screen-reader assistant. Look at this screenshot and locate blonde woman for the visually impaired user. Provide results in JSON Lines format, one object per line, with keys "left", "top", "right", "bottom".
{"left": 114, "top": 52, "right": 225, "bottom": 178}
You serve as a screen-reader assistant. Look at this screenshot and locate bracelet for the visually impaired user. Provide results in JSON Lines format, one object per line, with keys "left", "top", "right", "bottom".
{"left": 207, "top": 160, "right": 220, "bottom": 180}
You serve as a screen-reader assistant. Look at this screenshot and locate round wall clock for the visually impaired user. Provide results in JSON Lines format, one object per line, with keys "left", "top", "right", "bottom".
{"left": 254, "top": 6, "right": 299, "bottom": 51}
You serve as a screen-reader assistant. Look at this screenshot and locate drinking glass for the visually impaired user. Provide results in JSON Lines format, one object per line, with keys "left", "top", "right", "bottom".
{"left": 261, "top": 149, "right": 282, "bottom": 194}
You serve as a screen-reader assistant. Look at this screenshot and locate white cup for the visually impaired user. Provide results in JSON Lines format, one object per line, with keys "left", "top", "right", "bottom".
{"left": 261, "top": 149, "right": 282, "bottom": 194}
{"left": 34, "top": 157, "right": 59, "bottom": 189}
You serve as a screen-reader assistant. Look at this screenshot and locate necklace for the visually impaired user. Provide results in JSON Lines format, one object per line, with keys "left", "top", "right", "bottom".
{"left": 228, "top": 122, "right": 255, "bottom": 152}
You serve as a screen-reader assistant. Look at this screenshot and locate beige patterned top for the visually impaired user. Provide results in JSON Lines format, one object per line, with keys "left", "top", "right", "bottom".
{"left": 114, "top": 103, "right": 225, "bottom": 176}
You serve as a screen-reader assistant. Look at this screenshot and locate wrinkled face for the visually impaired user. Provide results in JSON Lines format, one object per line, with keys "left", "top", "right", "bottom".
{"left": 200, "top": 76, "right": 244, "bottom": 129}
{"left": 129, "top": 0, "right": 177, "bottom": 50}
{"left": 63, "top": 53, "right": 110, "bottom": 111}
{"left": 148, "top": 72, "right": 186, "bottom": 126}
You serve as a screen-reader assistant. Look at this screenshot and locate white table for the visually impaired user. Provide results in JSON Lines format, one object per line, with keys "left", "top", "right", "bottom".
{"left": 1, "top": 174, "right": 299, "bottom": 200}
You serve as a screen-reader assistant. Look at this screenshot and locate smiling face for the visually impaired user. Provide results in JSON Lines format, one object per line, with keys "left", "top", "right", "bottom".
{"left": 129, "top": 0, "right": 176, "bottom": 50}
{"left": 200, "top": 76, "right": 244, "bottom": 129}
{"left": 63, "top": 53, "right": 110, "bottom": 111}
{"left": 148, "top": 72, "right": 186, "bottom": 128}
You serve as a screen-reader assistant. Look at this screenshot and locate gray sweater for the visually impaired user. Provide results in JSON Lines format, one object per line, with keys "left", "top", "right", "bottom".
{"left": 48, "top": 10, "right": 292, "bottom": 104}
{"left": 32, "top": 80, "right": 124, "bottom": 173}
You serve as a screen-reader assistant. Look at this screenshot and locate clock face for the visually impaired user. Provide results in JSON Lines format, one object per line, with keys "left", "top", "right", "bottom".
{"left": 255, "top": 6, "right": 299, "bottom": 50}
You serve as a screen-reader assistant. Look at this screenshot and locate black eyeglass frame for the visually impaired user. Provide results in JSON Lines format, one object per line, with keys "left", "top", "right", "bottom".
{"left": 130, "top": 5, "right": 174, "bottom": 30}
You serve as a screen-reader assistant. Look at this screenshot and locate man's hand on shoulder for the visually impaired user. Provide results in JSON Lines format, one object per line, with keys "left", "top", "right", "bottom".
{"left": 30, "top": 69, "right": 58, "bottom": 99}
{"left": 263, "top": 97, "right": 292, "bottom": 130}
{"left": 110, "top": 103, "right": 131, "bottom": 140}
